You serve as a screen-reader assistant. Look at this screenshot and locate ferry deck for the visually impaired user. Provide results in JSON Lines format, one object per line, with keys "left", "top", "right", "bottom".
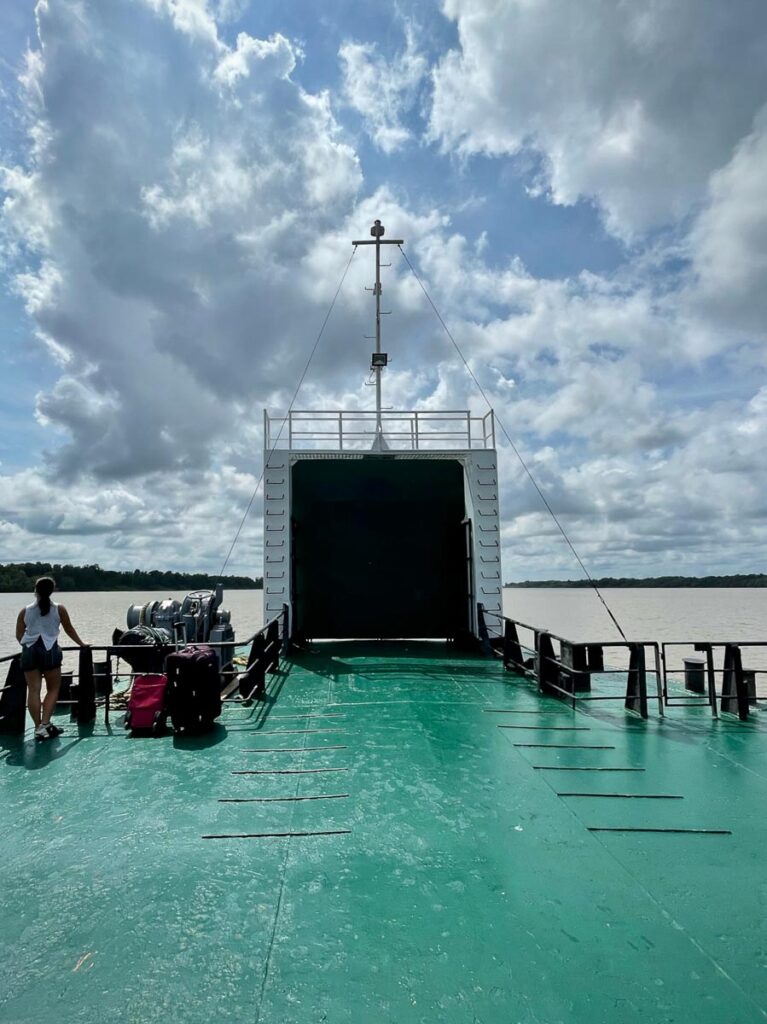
{"left": 2, "top": 639, "right": 766, "bottom": 1024}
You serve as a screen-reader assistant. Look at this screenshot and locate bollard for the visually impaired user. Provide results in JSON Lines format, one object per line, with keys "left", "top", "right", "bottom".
{"left": 684, "top": 657, "right": 706, "bottom": 694}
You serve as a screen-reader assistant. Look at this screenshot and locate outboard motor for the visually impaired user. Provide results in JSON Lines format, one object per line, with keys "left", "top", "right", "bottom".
{"left": 124, "top": 584, "right": 235, "bottom": 669}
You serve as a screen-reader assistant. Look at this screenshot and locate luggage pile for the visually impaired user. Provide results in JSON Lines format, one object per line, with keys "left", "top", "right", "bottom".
{"left": 122, "top": 643, "right": 222, "bottom": 737}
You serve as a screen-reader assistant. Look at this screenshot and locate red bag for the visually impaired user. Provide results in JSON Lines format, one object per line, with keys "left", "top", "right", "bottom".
{"left": 126, "top": 674, "right": 168, "bottom": 734}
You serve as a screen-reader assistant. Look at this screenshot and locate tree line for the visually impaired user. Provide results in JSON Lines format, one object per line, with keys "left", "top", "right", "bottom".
{"left": 0, "top": 562, "right": 262, "bottom": 593}
{"left": 506, "top": 574, "right": 767, "bottom": 588}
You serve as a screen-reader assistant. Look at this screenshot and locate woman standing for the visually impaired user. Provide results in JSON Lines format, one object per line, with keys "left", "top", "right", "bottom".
{"left": 15, "top": 576, "right": 86, "bottom": 741}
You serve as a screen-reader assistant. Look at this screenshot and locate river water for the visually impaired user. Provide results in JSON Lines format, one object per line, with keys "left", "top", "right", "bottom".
{"left": 1, "top": 588, "right": 765, "bottom": 665}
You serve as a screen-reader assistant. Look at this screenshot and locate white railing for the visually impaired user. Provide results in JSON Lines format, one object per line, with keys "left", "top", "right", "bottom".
{"left": 264, "top": 409, "right": 496, "bottom": 451}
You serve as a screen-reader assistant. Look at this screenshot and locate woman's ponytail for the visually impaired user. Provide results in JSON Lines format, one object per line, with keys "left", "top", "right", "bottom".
{"left": 34, "top": 576, "right": 56, "bottom": 616}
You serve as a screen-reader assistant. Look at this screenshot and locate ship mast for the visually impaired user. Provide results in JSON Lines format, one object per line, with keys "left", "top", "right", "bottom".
{"left": 352, "top": 219, "right": 403, "bottom": 445}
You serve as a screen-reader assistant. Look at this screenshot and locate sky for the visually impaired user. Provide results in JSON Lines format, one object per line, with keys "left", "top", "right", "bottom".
{"left": 0, "top": 0, "right": 766, "bottom": 583}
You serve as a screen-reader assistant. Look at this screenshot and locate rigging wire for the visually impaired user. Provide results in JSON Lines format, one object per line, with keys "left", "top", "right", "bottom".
{"left": 217, "top": 245, "right": 359, "bottom": 580}
{"left": 397, "top": 244, "right": 628, "bottom": 642}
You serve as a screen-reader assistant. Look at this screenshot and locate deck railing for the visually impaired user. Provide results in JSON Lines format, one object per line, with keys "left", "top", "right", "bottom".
{"left": 482, "top": 606, "right": 767, "bottom": 720}
{"left": 265, "top": 408, "right": 496, "bottom": 451}
{"left": 0, "top": 606, "right": 289, "bottom": 735}
{"left": 480, "top": 606, "right": 663, "bottom": 718}
{"left": 660, "top": 641, "right": 767, "bottom": 720}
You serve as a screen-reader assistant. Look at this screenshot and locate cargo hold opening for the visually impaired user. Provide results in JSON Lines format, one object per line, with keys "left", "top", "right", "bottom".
{"left": 291, "top": 458, "right": 468, "bottom": 639}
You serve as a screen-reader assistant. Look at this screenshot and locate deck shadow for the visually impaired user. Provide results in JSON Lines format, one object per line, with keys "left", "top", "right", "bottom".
{"left": 0, "top": 731, "right": 86, "bottom": 769}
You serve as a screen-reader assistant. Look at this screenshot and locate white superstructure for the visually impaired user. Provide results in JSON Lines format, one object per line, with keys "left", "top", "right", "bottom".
{"left": 263, "top": 409, "right": 502, "bottom": 640}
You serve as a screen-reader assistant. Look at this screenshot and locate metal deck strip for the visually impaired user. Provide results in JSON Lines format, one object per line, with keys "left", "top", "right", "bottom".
{"left": 254, "top": 729, "right": 345, "bottom": 735}
{"left": 588, "top": 827, "right": 732, "bottom": 835}
{"left": 532, "top": 766, "right": 646, "bottom": 771}
{"left": 497, "top": 725, "right": 590, "bottom": 731}
{"left": 201, "top": 829, "right": 352, "bottom": 840}
{"left": 270, "top": 714, "right": 347, "bottom": 720}
{"left": 217, "top": 795, "right": 350, "bottom": 803}
{"left": 241, "top": 746, "right": 348, "bottom": 752}
{"left": 558, "top": 793, "right": 683, "bottom": 799}
{"left": 513, "top": 743, "right": 616, "bottom": 749}
{"left": 482, "top": 709, "right": 569, "bottom": 714}
{"left": 232, "top": 768, "right": 348, "bottom": 775}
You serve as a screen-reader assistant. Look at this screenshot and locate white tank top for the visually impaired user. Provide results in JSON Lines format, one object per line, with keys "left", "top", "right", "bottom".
{"left": 21, "top": 601, "right": 61, "bottom": 650}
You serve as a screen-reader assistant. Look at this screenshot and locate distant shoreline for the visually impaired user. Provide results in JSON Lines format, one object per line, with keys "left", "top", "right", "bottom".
{"left": 0, "top": 561, "right": 262, "bottom": 593}
{"left": 506, "top": 574, "right": 767, "bottom": 588}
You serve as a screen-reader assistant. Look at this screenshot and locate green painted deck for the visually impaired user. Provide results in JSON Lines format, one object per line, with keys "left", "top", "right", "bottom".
{"left": 1, "top": 642, "right": 766, "bottom": 1023}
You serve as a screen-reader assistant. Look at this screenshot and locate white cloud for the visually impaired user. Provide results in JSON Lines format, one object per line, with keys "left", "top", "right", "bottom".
{"left": 211, "top": 0, "right": 250, "bottom": 23}
{"left": 340, "top": 24, "right": 427, "bottom": 153}
{"left": 0, "top": 464, "right": 264, "bottom": 577}
{"left": 2, "top": 0, "right": 361, "bottom": 482}
{"left": 141, "top": 0, "right": 222, "bottom": 46}
{"left": 430, "top": 0, "right": 767, "bottom": 239}
{"left": 1, "top": 0, "right": 766, "bottom": 585}
{"left": 212, "top": 31, "right": 296, "bottom": 88}
{"left": 687, "top": 105, "right": 767, "bottom": 336}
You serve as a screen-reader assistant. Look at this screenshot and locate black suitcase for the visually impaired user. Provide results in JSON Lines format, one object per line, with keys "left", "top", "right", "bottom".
{"left": 165, "top": 645, "right": 221, "bottom": 733}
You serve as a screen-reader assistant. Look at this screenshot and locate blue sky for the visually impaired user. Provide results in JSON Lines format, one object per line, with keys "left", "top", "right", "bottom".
{"left": 0, "top": 0, "right": 766, "bottom": 581}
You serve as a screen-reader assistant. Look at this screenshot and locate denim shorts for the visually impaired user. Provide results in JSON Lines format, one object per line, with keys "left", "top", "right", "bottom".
{"left": 20, "top": 638, "right": 63, "bottom": 672}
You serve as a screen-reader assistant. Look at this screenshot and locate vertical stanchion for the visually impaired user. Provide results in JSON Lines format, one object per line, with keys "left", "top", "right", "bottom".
{"left": 281, "top": 603, "right": 290, "bottom": 655}
{"left": 76, "top": 647, "right": 96, "bottom": 725}
{"left": 241, "top": 633, "right": 266, "bottom": 701}
{"left": 652, "top": 644, "right": 665, "bottom": 716}
{"left": 537, "top": 632, "right": 559, "bottom": 699}
{"left": 0, "top": 657, "right": 26, "bottom": 735}
{"left": 625, "top": 643, "right": 648, "bottom": 718}
{"left": 503, "top": 619, "right": 523, "bottom": 671}
{"left": 267, "top": 620, "right": 280, "bottom": 671}
{"left": 476, "top": 604, "right": 492, "bottom": 656}
{"left": 700, "top": 643, "right": 719, "bottom": 718}
{"left": 721, "top": 644, "right": 749, "bottom": 720}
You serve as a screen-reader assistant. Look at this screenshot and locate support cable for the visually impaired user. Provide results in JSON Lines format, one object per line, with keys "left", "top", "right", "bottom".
{"left": 218, "top": 246, "right": 359, "bottom": 579}
{"left": 397, "top": 244, "right": 627, "bottom": 642}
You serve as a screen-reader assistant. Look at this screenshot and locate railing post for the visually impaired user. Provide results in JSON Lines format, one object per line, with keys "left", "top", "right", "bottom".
{"left": 560, "top": 642, "right": 591, "bottom": 692}
{"left": 652, "top": 643, "right": 665, "bottom": 716}
{"left": 703, "top": 644, "right": 718, "bottom": 718}
{"left": 267, "top": 620, "right": 280, "bottom": 671}
{"left": 503, "top": 619, "right": 524, "bottom": 671}
{"left": 247, "top": 631, "right": 265, "bottom": 669}
{"left": 625, "top": 643, "right": 648, "bottom": 718}
{"left": 0, "top": 657, "right": 27, "bottom": 735}
{"left": 241, "top": 633, "right": 266, "bottom": 701}
{"left": 721, "top": 644, "right": 749, "bottom": 720}
{"left": 476, "top": 603, "right": 492, "bottom": 656}
{"left": 281, "top": 603, "right": 291, "bottom": 655}
{"left": 76, "top": 647, "right": 96, "bottom": 725}
{"left": 537, "top": 632, "right": 559, "bottom": 697}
